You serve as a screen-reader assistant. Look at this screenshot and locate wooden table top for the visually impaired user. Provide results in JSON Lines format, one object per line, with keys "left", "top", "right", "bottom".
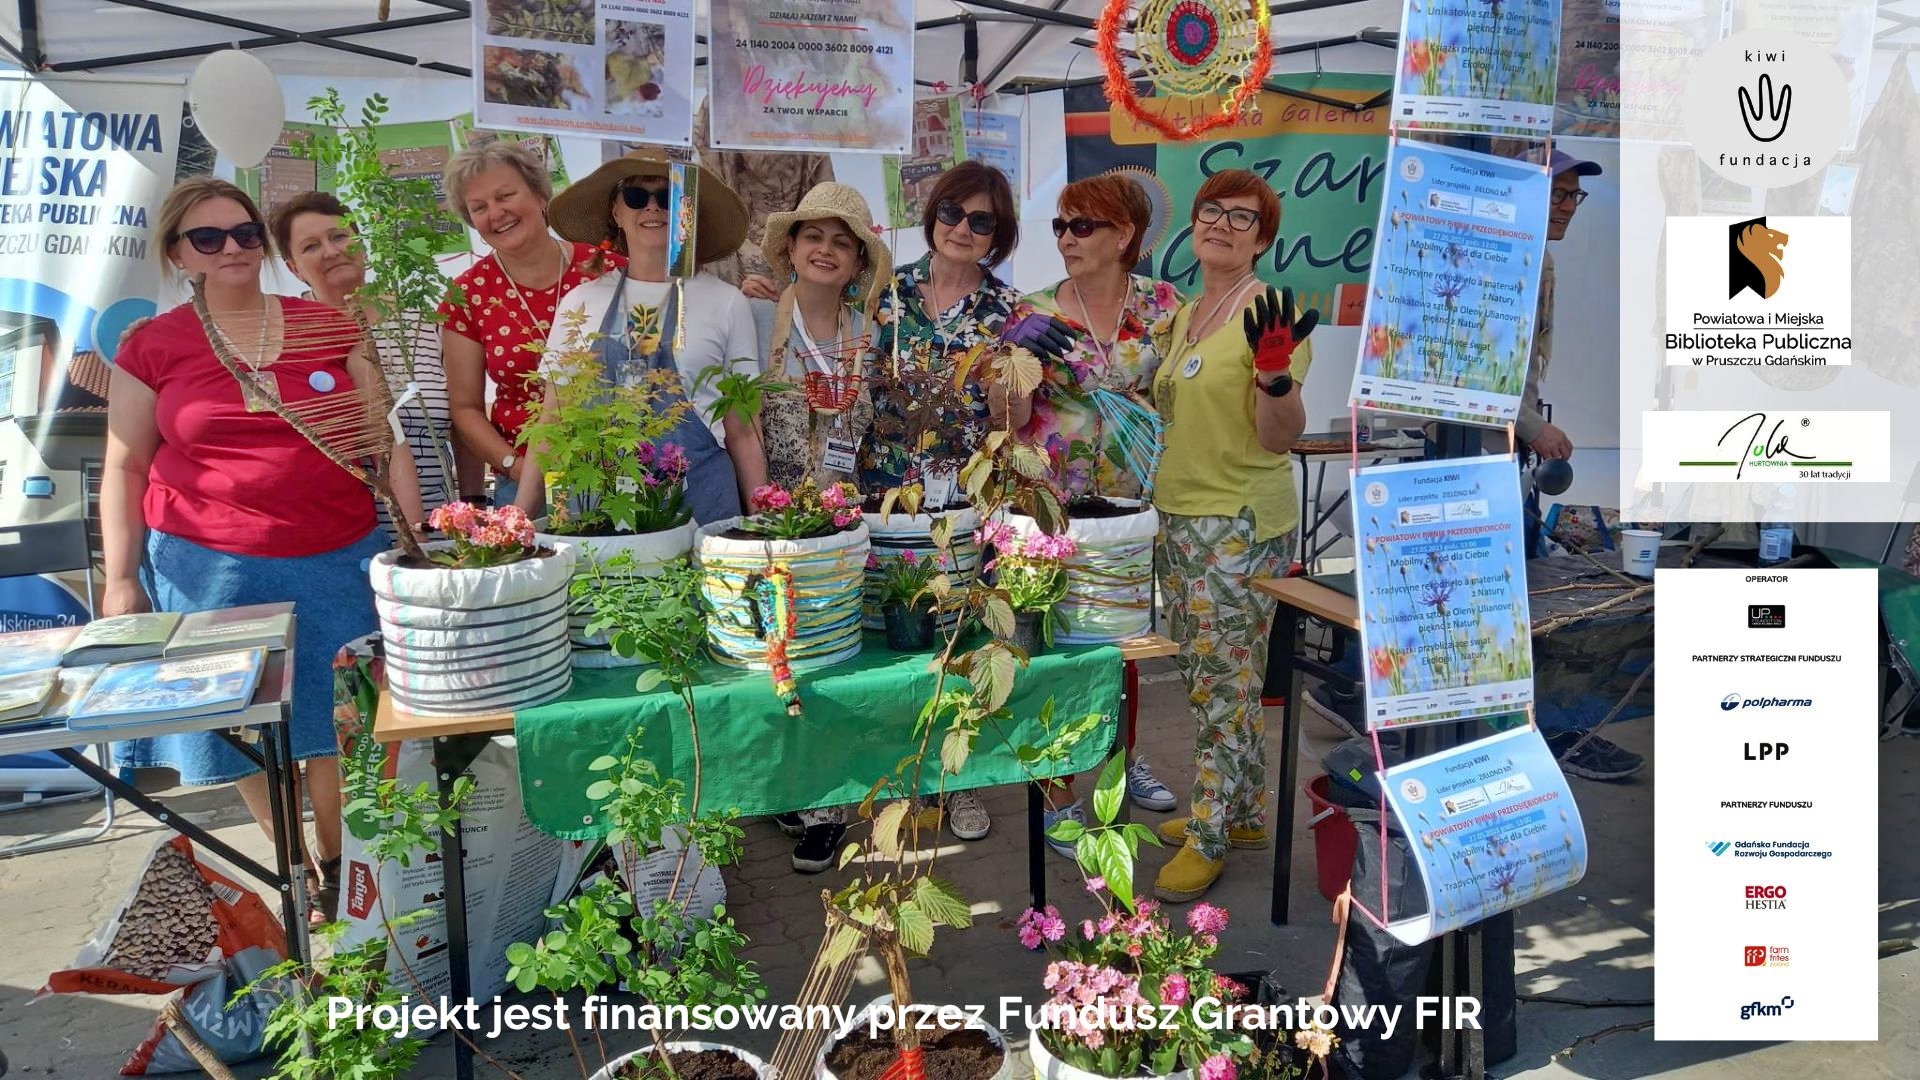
{"left": 1253, "top": 575, "right": 1360, "bottom": 630}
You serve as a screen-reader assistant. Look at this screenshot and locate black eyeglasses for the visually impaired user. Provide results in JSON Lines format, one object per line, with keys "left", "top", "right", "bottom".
{"left": 1194, "top": 202, "right": 1260, "bottom": 232}
{"left": 176, "top": 222, "right": 267, "bottom": 255}
{"left": 1551, "top": 188, "right": 1589, "bottom": 207}
{"left": 1051, "top": 217, "right": 1114, "bottom": 238}
{"left": 621, "top": 184, "right": 671, "bottom": 211}
{"left": 935, "top": 199, "right": 997, "bottom": 236}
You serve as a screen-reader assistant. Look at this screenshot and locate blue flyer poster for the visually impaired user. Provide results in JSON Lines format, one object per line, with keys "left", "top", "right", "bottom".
{"left": 1379, "top": 726, "right": 1588, "bottom": 944}
{"left": 1393, "top": 0, "right": 1562, "bottom": 134}
{"left": 666, "top": 161, "right": 697, "bottom": 279}
{"left": 1349, "top": 139, "right": 1551, "bottom": 426}
{"left": 1352, "top": 455, "right": 1534, "bottom": 728}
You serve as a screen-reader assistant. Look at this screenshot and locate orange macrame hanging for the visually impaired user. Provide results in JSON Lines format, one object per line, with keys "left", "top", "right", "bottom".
{"left": 1097, "top": 0, "right": 1271, "bottom": 141}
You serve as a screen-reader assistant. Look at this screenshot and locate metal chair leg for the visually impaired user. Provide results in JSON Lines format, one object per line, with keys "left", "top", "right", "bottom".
{"left": 0, "top": 743, "right": 118, "bottom": 859}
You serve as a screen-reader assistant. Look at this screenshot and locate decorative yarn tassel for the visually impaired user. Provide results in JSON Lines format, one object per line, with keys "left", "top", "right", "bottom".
{"left": 757, "top": 564, "right": 803, "bottom": 715}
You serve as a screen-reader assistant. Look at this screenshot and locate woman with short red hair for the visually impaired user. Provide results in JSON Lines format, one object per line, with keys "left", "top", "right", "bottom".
{"left": 1147, "top": 169, "right": 1320, "bottom": 902}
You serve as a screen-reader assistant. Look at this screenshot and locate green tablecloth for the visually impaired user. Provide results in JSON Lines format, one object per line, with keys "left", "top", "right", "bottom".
{"left": 1817, "top": 547, "right": 1920, "bottom": 673}
{"left": 515, "top": 634, "right": 1122, "bottom": 840}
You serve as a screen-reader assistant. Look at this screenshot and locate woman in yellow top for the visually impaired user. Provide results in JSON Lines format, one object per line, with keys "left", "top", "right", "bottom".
{"left": 1148, "top": 169, "right": 1319, "bottom": 903}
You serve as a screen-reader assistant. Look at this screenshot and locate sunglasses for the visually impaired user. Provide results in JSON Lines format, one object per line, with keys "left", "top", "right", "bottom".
{"left": 1550, "top": 188, "right": 1589, "bottom": 207}
{"left": 177, "top": 221, "right": 267, "bottom": 255}
{"left": 1194, "top": 202, "right": 1260, "bottom": 233}
{"left": 935, "top": 199, "right": 997, "bottom": 236}
{"left": 620, "top": 184, "right": 671, "bottom": 211}
{"left": 1051, "top": 217, "right": 1113, "bottom": 239}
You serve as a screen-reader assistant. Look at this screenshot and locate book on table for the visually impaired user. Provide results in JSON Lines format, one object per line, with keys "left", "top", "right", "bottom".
{"left": 0, "top": 625, "right": 80, "bottom": 678}
{"left": 67, "top": 648, "right": 267, "bottom": 730}
{"left": 62, "top": 613, "right": 182, "bottom": 667}
{"left": 0, "top": 669, "right": 58, "bottom": 726}
{"left": 0, "top": 666, "right": 104, "bottom": 732}
{"left": 164, "top": 602, "right": 294, "bottom": 657}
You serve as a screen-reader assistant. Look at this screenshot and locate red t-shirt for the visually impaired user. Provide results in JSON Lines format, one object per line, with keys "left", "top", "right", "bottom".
{"left": 115, "top": 299, "right": 378, "bottom": 559}
{"left": 438, "top": 241, "right": 624, "bottom": 442}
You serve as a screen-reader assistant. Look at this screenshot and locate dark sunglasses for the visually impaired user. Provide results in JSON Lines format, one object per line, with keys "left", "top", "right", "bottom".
{"left": 177, "top": 221, "right": 267, "bottom": 255}
{"left": 935, "top": 199, "right": 997, "bottom": 236}
{"left": 1051, "top": 217, "right": 1113, "bottom": 239}
{"left": 620, "top": 184, "right": 671, "bottom": 211}
{"left": 1550, "top": 188, "right": 1589, "bottom": 207}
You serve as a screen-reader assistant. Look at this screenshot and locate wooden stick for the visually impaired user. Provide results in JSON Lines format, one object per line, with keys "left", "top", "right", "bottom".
{"left": 1531, "top": 583, "right": 1654, "bottom": 636}
{"left": 161, "top": 998, "right": 241, "bottom": 1080}
{"left": 1680, "top": 525, "right": 1725, "bottom": 567}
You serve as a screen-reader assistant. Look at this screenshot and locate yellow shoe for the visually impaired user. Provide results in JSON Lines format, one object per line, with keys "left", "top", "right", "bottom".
{"left": 1154, "top": 844, "right": 1226, "bottom": 903}
{"left": 1156, "top": 817, "right": 1271, "bottom": 850}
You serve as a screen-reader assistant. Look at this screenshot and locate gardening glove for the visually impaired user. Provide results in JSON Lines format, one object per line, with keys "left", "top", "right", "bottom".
{"left": 1001, "top": 311, "right": 1077, "bottom": 362}
{"left": 1243, "top": 285, "right": 1319, "bottom": 374}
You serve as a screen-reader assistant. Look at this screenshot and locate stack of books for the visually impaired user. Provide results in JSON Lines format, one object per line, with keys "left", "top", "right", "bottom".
{"left": 0, "top": 604, "right": 293, "bottom": 734}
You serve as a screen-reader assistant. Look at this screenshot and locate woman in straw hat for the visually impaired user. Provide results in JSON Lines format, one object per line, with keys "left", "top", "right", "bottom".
{"left": 526, "top": 148, "right": 768, "bottom": 525}
{"left": 757, "top": 182, "right": 891, "bottom": 493}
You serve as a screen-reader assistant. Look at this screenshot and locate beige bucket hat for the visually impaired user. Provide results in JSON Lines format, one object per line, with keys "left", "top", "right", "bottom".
{"left": 549, "top": 146, "right": 747, "bottom": 267}
{"left": 761, "top": 182, "right": 894, "bottom": 309}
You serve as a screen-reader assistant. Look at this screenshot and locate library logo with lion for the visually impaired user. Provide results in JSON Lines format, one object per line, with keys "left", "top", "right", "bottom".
{"left": 1729, "top": 217, "right": 1789, "bottom": 300}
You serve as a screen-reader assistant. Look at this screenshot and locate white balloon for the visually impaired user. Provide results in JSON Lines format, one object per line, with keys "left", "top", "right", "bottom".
{"left": 188, "top": 51, "right": 284, "bottom": 169}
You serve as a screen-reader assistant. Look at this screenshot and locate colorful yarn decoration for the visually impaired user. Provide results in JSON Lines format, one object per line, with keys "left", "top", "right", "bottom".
{"left": 753, "top": 565, "right": 803, "bottom": 716}
{"left": 1098, "top": 0, "right": 1270, "bottom": 142}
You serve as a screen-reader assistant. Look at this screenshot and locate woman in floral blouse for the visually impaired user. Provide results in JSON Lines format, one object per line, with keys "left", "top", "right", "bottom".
{"left": 860, "top": 161, "right": 1022, "bottom": 497}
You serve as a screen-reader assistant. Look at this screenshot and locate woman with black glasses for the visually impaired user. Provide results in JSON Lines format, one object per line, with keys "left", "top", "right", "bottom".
{"left": 860, "top": 161, "right": 1022, "bottom": 498}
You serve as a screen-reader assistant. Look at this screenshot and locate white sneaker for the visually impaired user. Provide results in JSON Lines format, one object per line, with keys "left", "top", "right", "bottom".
{"left": 945, "top": 790, "right": 991, "bottom": 841}
{"left": 1126, "top": 757, "right": 1177, "bottom": 812}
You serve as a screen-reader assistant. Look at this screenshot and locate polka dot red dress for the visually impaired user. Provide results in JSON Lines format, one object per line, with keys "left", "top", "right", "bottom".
{"left": 438, "top": 240, "right": 625, "bottom": 444}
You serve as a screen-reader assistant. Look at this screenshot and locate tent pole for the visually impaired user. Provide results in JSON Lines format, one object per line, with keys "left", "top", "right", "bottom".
{"left": 18, "top": 0, "right": 43, "bottom": 69}
{"left": 963, "top": 14, "right": 980, "bottom": 86}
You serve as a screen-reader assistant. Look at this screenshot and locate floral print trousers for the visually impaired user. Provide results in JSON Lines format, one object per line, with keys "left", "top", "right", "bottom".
{"left": 1157, "top": 510, "right": 1291, "bottom": 859}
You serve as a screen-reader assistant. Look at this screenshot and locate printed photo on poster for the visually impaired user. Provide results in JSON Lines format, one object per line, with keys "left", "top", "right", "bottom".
{"left": 1351, "top": 455, "right": 1534, "bottom": 729}
{"left": 1395, "top": 0, "right": 1561, "bottom": 134}
{"left": 472, "top": 0, "right": 695, "bottom": 146}
{"left": 1350, "top": 139, "right": 1550, "bottom": 425}
{"left": 707, "top": 0, "right": 915, "bottom": 154}
{"left": 1376, "top": 726, "right": 1588, "bottom": 944}
{"left": 373, "top": 122, "right": 468, "bottom": 255}
{"left": 666, "top": 162, "right": 698, "bottom": 279}
{"left": 236, "top": 123, "right": 333, "bottom": 223}
{"left": 1556, "top": 0, "right": 1619, "bottom": 136}
{"left": 451, "top": 114, "right": 571, "bottom": 187}
{"left": 886, "top": 97, "right": 967, "bottom": 229}
{"left": 964, "top": 109, "right": 1023, "bottom": 195}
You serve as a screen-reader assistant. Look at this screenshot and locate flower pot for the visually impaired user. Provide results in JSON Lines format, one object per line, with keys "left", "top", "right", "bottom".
{"left": 882, "top": 602, "right": 937, "bottom": 651}
{"left": 1009, "top": 499, "right": 1158, "bottom": 643}
{"left": 1009, "top": 609, "right": 1049, "bottom": 657}
{"left": 589, "top": 1041, "right": 770, "bottom": 1080}
{"left": 1027, "top": 1021, "right": 1192, "bottom": 1080}
{"left": 370, "top": 543, "right": 576, "bottom": 715}
{"left": 820, "top": 994, "right": 1010, "bottom": 1080}
{"left": 861, "top": 506, "right": 982, "bottom": 631}
{"left": 697, "top": 518, "right": 869, "bottom": 671}
{"left": 535, "top": 522, "right": 696, "bottom": 668}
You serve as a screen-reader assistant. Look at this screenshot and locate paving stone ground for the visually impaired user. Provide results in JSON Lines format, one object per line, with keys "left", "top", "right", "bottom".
{"left": 2, "top": 659, "right": 1914, "bottom": 1079}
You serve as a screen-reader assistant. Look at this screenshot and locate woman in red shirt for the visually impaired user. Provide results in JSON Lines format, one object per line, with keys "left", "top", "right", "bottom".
{"left": 102, "top": 177, "right": 422, "bottom": 915}
{"left": 439, "top": 141, "right": 625, "bottom": 510}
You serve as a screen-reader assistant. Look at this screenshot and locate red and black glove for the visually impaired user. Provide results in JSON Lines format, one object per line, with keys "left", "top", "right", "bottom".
{"left": 1243, "top": 285, "right": 1319, "bottom": 374}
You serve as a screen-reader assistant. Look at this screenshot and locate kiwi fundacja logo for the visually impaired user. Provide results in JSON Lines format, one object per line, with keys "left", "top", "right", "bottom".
{"left": 1730, "top": 217, "right": 1789, "bottom": 300}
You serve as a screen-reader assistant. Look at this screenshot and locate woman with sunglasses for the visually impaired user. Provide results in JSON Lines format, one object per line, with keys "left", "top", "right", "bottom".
{"left": 439, "top": 141, "right": 624, "bottom": 513}
{"left": 102, "top": 177, "right": 424, "bottom": 921}
{"left": 527, "top": 149, "right": 767, "bottom": 523}
{"left": 1147, "top": 170, "right": 1318, "bottom": 903}
{"left": 860, "top": 161, "right": 1023, "bottom": 499}
{"left": 998, "top": 174, "right": 1185, "bottom": 855}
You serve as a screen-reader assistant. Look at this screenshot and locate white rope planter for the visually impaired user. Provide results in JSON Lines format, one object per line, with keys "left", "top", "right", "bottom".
{"left": 1010, "top": 500, "right": 1159, "bottom": 643}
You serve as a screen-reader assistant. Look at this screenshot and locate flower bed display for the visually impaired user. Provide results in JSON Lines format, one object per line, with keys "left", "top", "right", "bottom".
{"left": 1009, "top": 496, "right": 1158, "bottom": 643}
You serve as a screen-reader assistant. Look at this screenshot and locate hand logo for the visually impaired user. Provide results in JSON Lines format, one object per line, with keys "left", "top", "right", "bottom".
{"left": 1738, "top": 73, "right": 1792, "bottom": 143}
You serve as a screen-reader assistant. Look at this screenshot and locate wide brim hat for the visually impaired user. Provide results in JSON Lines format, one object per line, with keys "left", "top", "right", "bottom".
{"left": 550, "top": 147, "right": 748, "bottom": 267}
{"left": 761, "top": 183, "right": 893, "bottom": 309}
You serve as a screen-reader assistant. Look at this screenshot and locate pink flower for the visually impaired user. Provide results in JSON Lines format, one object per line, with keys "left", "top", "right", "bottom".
{"left": 1019, "top": 924, "right": 1043, "bottom": 950}
{"left": 634, "top": 441, "right": 656, "bottom": 467}
{"left": 976, "top": 521, "right": 1013, "bottom": 550}
{"left": 898, "top": 549, "right": 919, "bottom": 567}
{"left": 657, "top": 442, "right": 689, "bottom": 480}
{"left": 866, "top": 553, "right": 881, "bottom": 571}
{"left": 1097, "top": 913, "right": 1117, "bottom": 935}
{"left": 1161, "top": 973, "right": 1190, "bottom": 1007}
{"left": 1126, "top": 941, "right": 1143, "bottom": 957}
{"left": 1018, "top": 905, "right": 1066, "bottom": 948}
{"left": 1081, "top": 919, "right": 1098, "bottom": 941}
{"left": 833, "top": 510, "right": 860, "bottom": 529}
{"left": 1083, "top": 876, "right": 1106, "bottom": 893}
{"left": 821, "top": 484, "right": 849, "bottom": 510}
{"left": 1186, "top": 902, "right": 1229, "bottom": 936}
{"left": 752, "top": 485, "right": 791, "bottom": 511}
{"left": 1199, "top": 1054, "right": 1235, "bottom": 1080}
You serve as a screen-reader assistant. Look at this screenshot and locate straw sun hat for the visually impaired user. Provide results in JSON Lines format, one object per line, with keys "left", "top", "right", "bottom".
{"left": 761, "top": 183, "right": 893, "bottom": 309}
{"left": 549, "top": 147, "right": 748, "bottom": 267}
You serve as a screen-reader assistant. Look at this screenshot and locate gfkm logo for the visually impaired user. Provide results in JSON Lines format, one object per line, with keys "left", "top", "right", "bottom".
{"left": 1740, "top": 996, "right": 1795, "bottom": 1020}
{"left": 1721, "top": 693, "right": 1814, "bottom": 711}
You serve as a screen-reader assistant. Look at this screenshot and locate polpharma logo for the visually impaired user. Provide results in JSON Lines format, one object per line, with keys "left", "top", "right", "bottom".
{"left": 1722, "top": 693, "right": 1814, "bottom": 711}
{"left": 1708, "top": 840, "right": 1732, "bottom": 856}
{"left": 1740, "top": 996, "right": 1795, "bottom": 1020}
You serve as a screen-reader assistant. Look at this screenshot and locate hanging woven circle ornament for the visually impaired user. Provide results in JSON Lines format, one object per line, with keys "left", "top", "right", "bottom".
{"left": 1099, "top": 0, "right": 1270, "bottom": 141}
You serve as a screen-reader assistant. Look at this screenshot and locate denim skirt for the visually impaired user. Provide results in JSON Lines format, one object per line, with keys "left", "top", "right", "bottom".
{"left": 115, "top": 528, "right": 387, "bottom": 785}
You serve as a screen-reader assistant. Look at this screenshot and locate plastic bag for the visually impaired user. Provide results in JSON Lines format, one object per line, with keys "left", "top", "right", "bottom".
{"left": 120, "top": 946, "right": 289, "bottom": 1075}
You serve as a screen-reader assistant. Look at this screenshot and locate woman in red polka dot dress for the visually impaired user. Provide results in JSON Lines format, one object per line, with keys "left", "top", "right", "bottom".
{"left": 439, "top": 141, "right": 626, "bottom": 511}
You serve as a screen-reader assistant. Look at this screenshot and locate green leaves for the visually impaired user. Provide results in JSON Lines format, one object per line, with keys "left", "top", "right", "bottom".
{"left": 873, "top": 800, "right": 909, "bottom": 858}
{"left": 913, "top": 876, "right": 973, "bottom": 928}
{"left": 893, "top": 900, "right": 934, "bottom": 955}
{"left": 1093, "top": 752, "right": 1126, "bottom": 827}
{"left": 969, "top": 641, "right": 1017, "bottom": 713}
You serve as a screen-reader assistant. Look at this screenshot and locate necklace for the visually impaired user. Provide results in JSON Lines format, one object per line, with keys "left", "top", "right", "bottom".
{"left": 791, "top": 305, "right": 852, "bottom": 377}
{"left": 1185, "top": 273, "right": 1256, "bottom": 346}
{"left": 497, "top": 239, "right": 569, "bottom": 337}
{"left": 1069, "top": 275, "right": 1132, "bottom": 376}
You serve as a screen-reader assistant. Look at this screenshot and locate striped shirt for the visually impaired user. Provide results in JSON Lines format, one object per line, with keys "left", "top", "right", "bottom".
{"left": 368, "top": 311, "right": 454, "bottom": 524}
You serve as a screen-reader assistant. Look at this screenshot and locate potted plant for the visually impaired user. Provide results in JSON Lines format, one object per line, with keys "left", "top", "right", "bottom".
{"left": 523, "top": 317, "right": 699, "bottom": 668}
{"left": 862, "top": 483, "right": 982, "bottom": 633}
{"left": 975, "top": 520, "right": 1079, "bottom": 656}
{"left": 870, "top": 548, "right": 943, "bottom": 652}
{"left": 697, "top": 479, "right": 871, "bottom": 680}
{"left": 1009, "top": 494, "right": 1159, "bottom": 644}
{"left": 370, "top": 501, "right": 575, "bottom": 715}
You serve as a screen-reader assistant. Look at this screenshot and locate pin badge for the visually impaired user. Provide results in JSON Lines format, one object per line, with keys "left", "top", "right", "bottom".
{"left": 1181, "top": 354, "right": 1203, "bottom": 378}
{"left": 308, "top": 371, "right": 337, "bottom": 393}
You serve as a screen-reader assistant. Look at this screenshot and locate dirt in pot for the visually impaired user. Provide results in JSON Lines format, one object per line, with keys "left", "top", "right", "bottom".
{"left": 1065, "top": 495, "right": 1143, "bottom": 519}
{"left": 825, "top": 1021, "right": 1001, "bottom": 1080}
{"left": 614, "top": 1049, "right": 758, "bottom": 1080}
{"left": 395, "top": 546, "right": 559, "bottom": 570}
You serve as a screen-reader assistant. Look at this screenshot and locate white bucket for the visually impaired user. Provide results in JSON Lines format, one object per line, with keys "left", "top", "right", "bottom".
{"left": 589, "top": 1041, "right": 772, "bottom": 1080}
{"left": 1008, "top": 500, "right": 1158, "bottom": 643}
{"left": 1027, "top": 1021, "right": 1191, "bottom": 1080}
{"left": 536, "top": 522, "right": 696, "bottom": 667}
{"left": 697, "top": 519, "right": 869, "bottom": 671}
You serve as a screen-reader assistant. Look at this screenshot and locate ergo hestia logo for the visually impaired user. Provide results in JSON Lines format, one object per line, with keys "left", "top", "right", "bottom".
{"left": 1746, "top": 885, "right": 1787, "bottom": 910}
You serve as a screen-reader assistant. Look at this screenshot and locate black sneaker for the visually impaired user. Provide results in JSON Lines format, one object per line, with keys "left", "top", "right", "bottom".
{"left": 1547, "top": 732, "right": 1646, "bottom": 781}
{"left": 1304, "top": 682, "right": 1368, "bottom": 741}
{"left": 774, "top": 813, "right": 806, "bottom": 838}
{"left": 792, "top": 822, "right": 849, "bottom": 873}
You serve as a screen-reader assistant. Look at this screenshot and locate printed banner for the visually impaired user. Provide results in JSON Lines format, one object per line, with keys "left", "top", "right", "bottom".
{"left": 371, "top": 121, "right": 468, "bottom": 255}
{"left": 473, "top": 0, "right": 697, "bottom": 146}
{"left": 1350, "top": 139, "right": 1550, "bottom": 425}
{"left": 452, "top": 114, "right": 570, "bottom": 188}
{"left": 1379, "top": 726, "right": 1588, "bottom": 944}
{"left": 1394, "top": 0, "right": 1561, "bottom": 135}
{"left": 666, "top": 161, "right": 697, "bottom": 278}
{"left": 1063, "top": 79, "right": 1389, "bottom": 324}
{"left": 1556, "top": 0, "right": 1619, "bottom": 136}
{"left": 886, "top": 97, "right": 967, "bottom": 229}
{"left": 236, "top": 124, "right": 333, "bottom": 224}
{"left": 0, "top": 74, "right": 183, "bottom": 364}
{"left": 1351, "top": 455, "right": 1535, "bottom": 729}
{"left": 707, "top": 0, "right": 915, "bottom": 154}
{"left": 964, "top": 109, "right": 1022, "bottom": 197}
